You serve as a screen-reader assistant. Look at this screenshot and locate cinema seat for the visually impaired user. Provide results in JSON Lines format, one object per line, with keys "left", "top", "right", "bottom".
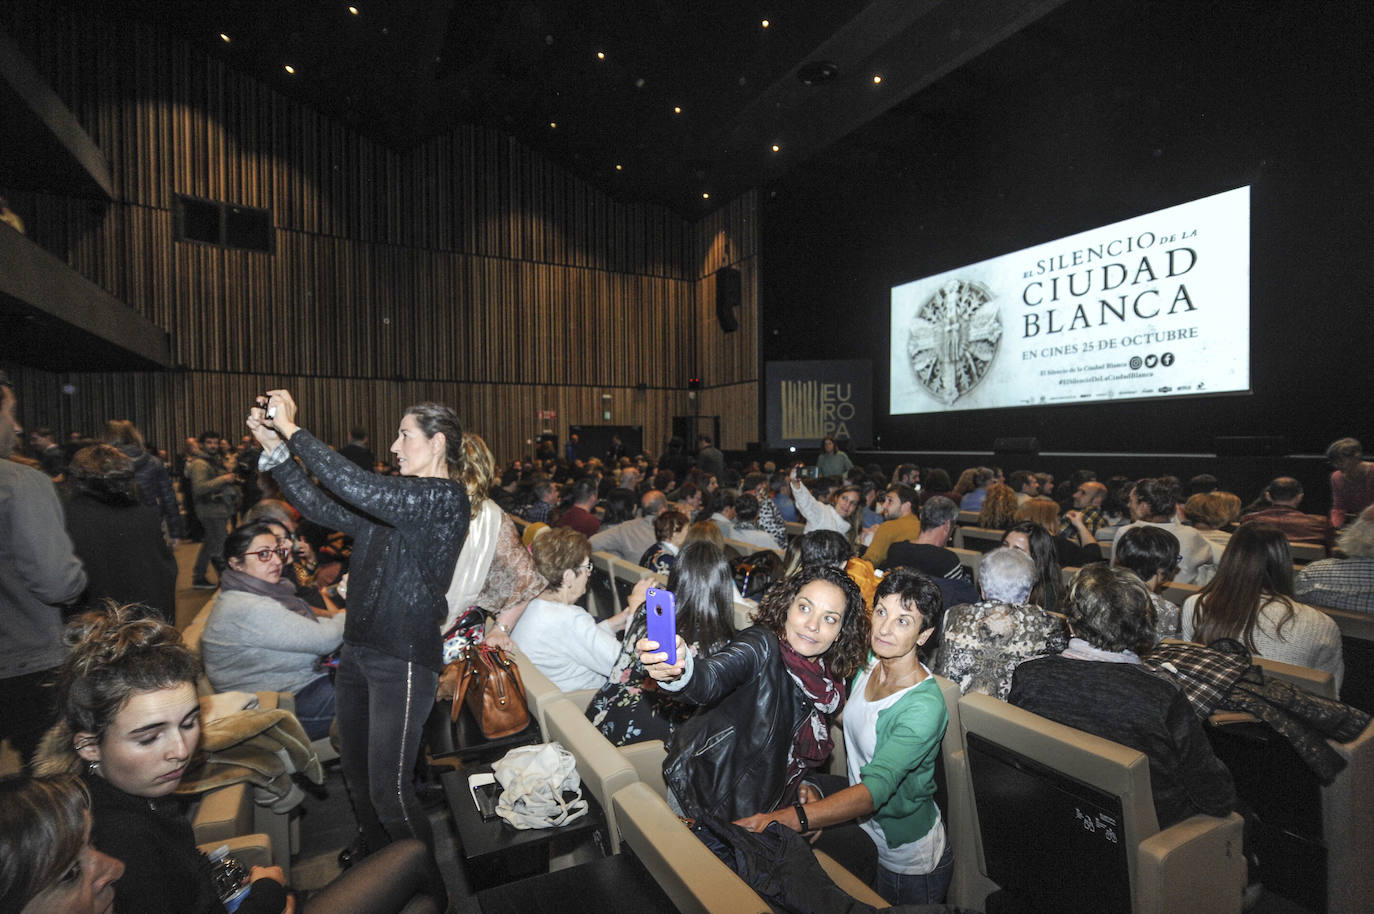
{"left": 615, "top": 738, "right": 889, "bottom": 908}
{"left": 958, "top": 691, "right": 1246, "bottom": 914}
{"left": 612, "top": 781, "right": 772, "bottom": 914}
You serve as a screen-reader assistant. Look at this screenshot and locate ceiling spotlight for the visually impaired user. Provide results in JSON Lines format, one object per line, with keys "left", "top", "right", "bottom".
{"left": 549, "top": 121, "right": 557, "bottom": 129}
{"left": 614, "top": 164, "right": 623, "bottom": 171}
{"left": 219, "top": 33, "right": 231, "bottom": 43}
{"left": 348, "top": 5, "right": 359, "bottom": 14}
{"left": 283, "top": 64, "right": 296, "bottom": 75}
{"left": 673, "top": 106, "right": 682, "bottom": 115}
{"left": 872, "top": 73, "right": 883, "bottom": 85}
{"left": 771, "top": 144, "right": 780, "bottom": 153}
{"left": 596, "top": 50, "right": 605, "bottom": 60}
{"left": 761, "top": 19, "right": 770, "bottom": 28}
{"left": 702, "top": 192, "right": 710, "bottom": 200}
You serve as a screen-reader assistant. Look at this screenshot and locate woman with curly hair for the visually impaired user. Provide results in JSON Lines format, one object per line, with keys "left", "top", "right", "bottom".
{"left": 977, "top": 483, "right": 1018, "bottom": 530}
{"left": 640, "top": 565, "right": 870, "bottom": 821}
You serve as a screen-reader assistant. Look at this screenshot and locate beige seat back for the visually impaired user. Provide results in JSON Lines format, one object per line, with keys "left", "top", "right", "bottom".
{"left": 958, "top": 691, "right": 1246, "bottom": 913}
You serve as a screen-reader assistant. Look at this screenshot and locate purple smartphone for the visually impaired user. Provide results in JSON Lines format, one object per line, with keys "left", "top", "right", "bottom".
{"left": 645, "top": 588, "right": 678, "bottom": 666}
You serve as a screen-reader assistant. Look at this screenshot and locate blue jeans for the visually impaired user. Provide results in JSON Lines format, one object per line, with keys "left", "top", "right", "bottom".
{"left": 293, "top": 674, "right": 336, "bottom": 741}
{"left": 872, "top": 841, "right": 954, "bottom": 906}
{"left": 335, "top": 643, "right": 438, "bottom": 853}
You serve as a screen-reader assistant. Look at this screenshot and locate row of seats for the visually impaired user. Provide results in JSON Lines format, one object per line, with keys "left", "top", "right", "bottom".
{"left": 510, "top": 647, "right": 888, "bottom": 912}
{"left": 510, "top": 629, "right": 1373, "bottom": 912}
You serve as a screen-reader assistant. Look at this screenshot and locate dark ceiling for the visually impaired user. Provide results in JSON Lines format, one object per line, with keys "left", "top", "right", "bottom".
{"left": 96, "top": 0, "right": 1074, "bottom": 215}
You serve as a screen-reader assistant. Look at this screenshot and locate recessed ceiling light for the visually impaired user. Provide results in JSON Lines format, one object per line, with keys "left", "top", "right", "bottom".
{"left": 761, "top": 19, "right": 771, "bottom": 29}
{"left": 771, "top": 144, "right": 780, "bottom": 152}
{"left": 219, "top": 33, "right": 231, "bottom": 43}
{"left": 673, "top": 106, "right": 682, "bottom": 115}
{"left": 348, "top": 5, "right": 359, "bottom": 14}
{"left": 596, "top": 50, "right": 605, "bottom": 60}
{"left": 284, "top": 65, "right": 296, "bottom": 75}
{"left": 549, "top": 121, "right": 557, "bottom": 129}
{"left": 614, "top": 164, "right": 623, "bottom": 171}
{"left": 872, "top": 73, "right": 883, "bottom": 85}
{"left": 702, "top": 192, "right": 710, "bottom": 200}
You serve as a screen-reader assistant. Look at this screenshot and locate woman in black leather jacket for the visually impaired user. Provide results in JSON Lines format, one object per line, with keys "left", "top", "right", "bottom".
{"left": 641, "top": 565, "right": 869, "bottom": 821}
{"left": 248, "top": 390, "right": 468, "bottom": 866}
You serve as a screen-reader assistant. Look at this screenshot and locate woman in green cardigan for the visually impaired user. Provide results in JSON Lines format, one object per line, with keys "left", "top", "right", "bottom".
{"left": 735, "top": 566, "right": 952, "bottom": 905}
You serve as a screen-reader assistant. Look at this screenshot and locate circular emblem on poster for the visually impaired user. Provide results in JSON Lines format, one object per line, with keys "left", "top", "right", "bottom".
{"left": 906, "top": 279, "right": 1002, "bottom": 405}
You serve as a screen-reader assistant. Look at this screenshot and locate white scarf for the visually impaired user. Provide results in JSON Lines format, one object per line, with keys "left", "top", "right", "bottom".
{"left": 441, "top": 499, "right": 502, "bottom": 632}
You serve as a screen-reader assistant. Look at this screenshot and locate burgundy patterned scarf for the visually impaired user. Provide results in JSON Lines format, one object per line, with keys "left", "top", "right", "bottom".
{"left": 777, "top": 637, "right": 846, "bottom": 805}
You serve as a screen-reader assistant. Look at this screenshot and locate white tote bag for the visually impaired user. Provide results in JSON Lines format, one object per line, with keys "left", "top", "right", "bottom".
{"left": 491, "top": 741, "right": 589, "bottom": 829}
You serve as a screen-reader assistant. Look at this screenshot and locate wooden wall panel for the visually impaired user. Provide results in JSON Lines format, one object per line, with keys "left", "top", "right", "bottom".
{"left": 2, "top": 2, "right": 763, "bottom": 460}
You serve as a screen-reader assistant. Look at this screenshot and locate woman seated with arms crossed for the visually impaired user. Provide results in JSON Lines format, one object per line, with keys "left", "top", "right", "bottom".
{"left": 510, "top": 527, "right": 633, "bottom": 690}
{"left": 1181, "top": 522, "right": 1344, "bottom": 686}
{"left": 0, "top": 774, "right": 124, "bottom": 914}
{"left": 735, "top": 568, "right": 953, "bottom": 905}
{"left": 587, "top": 541, "right": 736, "bottom": 745}
{"left": 1009, "top": 565, "right": 1236, "bottom": 829}
{"left": 639, "top": 565, "right": 870, "bottom": 822}
{"left": 201, "top": 522, "right": 345, "bottom": 740}
{"left": 33, "top": 604, "right": 446, "bottom": 914}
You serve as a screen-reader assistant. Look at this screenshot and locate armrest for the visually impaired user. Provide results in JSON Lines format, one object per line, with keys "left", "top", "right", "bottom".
{"left": 564, "top": 688, "right": 596, "bottom": 711}
{"left": 195, "top": 833, "right": 274, "bottom": 869}
{"left": 190, "top": 781, "right": 254, "bottom": 847}
{"left": 612, "top": 782, "right": 770, "bottom": 914}
{"left": 814, "top": 850, "right": 890, "bottom": 908}
{"left": 618, "top": 739, "right": 667, "bottom": 799}
{"left": 1135, "top": 812, "right": 1245, "bottom": 914}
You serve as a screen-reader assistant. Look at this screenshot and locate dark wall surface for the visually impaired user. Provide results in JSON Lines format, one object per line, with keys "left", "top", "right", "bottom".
{"left": 761, "top": 0, "right": 1373, "bottom": 457}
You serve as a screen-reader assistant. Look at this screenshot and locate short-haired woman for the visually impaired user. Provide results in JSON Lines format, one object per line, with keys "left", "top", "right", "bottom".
{"left": 639, "top": 509, "right": 690, "bottom": 574}
{"left": 1010, "top": 565, "right": 1237, "bottom": 829}
{"left": 510, "top": 528, "right": 634, "bottom": 690}
{"left": 1112, "top": 524, "right": 1182, "bottom": 641}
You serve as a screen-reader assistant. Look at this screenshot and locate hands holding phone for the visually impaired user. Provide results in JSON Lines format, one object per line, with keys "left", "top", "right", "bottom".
{"left": 636, "top": 634, "right": 687, "bottom": 681}
{"left": 246, "top": 389, "right": 300, "bottom": 450}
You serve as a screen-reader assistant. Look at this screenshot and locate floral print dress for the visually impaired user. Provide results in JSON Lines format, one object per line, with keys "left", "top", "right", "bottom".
{"left": 585, "top": 608, "right": 712, "bottom": 746}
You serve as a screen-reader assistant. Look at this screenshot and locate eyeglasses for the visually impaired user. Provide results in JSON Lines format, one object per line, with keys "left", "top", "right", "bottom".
{"left": 241, "top": 547, "right": 290, "bottom": 563}
{"left": 579, "top": 561, "right": 593, "bottom": 573}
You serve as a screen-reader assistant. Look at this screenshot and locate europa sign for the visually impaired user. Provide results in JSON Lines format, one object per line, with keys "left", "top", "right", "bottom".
{"left": 766, "top": 360, "right": 873, "bottom": 448}
{"left": 889, "top": 186, "right": 1250, "bottom": 414}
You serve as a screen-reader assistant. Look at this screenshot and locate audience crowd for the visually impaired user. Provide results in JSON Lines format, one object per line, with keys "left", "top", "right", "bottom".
{"left": 1, "top": 368, "right": 1370, "bottom": 912}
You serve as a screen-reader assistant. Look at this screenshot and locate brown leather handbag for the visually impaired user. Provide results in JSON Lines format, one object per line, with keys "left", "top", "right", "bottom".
{"left": 451, "top": 643, "right": 531, "bottom": 739}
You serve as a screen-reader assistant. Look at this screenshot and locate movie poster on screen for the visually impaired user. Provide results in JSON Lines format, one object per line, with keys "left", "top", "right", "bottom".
{"left": 889, "top": 186, "right": 1250, "bottom": 415}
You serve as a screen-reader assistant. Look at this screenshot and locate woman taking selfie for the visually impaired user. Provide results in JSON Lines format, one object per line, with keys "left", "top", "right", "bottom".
{"left": 640, "top": 565, "right": 869, "bottom": 821}
{"left": 33, "top": 605, "right": 446, "bottom": 914}
{"left": 248, "top": 390, "right": 469, "bottom": 858}
{"left": 735, "top": 568, "right": 952, "bottom": 905}
{"left": 0, "top": 775, "right": 124, "bottom": 914}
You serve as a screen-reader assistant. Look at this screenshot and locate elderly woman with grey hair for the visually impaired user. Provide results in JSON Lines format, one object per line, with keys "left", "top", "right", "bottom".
{"left": 931, "top": 546, "right": 1068, "bottom": 699}
{"left": 1296, "top": 504, "right": 1374, "bottom": 613}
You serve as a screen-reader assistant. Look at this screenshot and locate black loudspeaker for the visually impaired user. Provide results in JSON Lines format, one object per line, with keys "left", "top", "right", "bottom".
{"left": 715, "top": 267, "right": 741, "bottom": 333}
{"left": 1214, "top": 436, "right": 1289, "bottom": 457}
{"left": 993, "top": 437, "right": 1040, "bottom": 456}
